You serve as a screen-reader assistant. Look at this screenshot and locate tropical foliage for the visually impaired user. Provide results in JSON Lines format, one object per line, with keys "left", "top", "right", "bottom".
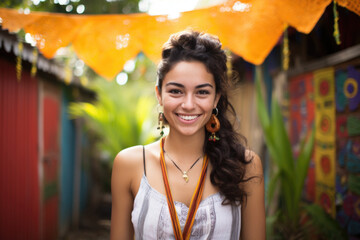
{"left": 69, "top": 55, "right": 158, "bottom": 190}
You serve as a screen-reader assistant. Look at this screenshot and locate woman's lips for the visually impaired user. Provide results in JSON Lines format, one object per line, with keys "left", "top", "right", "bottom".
{"left": 176, "top": 114, "right": 200, "bottom": 121}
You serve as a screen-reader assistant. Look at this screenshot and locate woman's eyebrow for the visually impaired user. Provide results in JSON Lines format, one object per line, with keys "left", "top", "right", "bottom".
{"left": 165, "top": 82, "right": 214, "bottom": 89}
{"left": 195, "top": 83, "right": 214, "bottom": 89}
{"left": 165, "top": 82, "right": 184, "bottom": 88}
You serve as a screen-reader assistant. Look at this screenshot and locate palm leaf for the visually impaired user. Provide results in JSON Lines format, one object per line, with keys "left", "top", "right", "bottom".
{"left": 68, "top": 78, "right": 157, "bottom": 161}
{"left": 348, "top": 174, "right": 360, "bottom": 195}
{"left": 255, "top": 68, "right": 282, "bottom": 168}
{"left": 304, "top": 204, "right": 348, "bottom": 240}
{"left": 270, "top": 96, "right": 294, "bottom": 175}
{"left": 266, "top": 169, "right": 280, "bottom": 205}
{"left": 255, "top": 66, "right": 296, "bottom": 219}
{"left": 294, "top": 127, "right": 315, "bottom": 213}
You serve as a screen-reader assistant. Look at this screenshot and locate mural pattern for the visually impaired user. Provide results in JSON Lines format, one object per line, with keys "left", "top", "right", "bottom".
{"left": 289, "top": 65, "right": 360, "bottom": 238}
{"left": 314, "top": 67, "right": 337, "bottom": 217}
{"left": 289, "top": 73, "right": 315, "bottom": 202}
{"left": 335, "top": 66, "right": 360, "bottom": 237}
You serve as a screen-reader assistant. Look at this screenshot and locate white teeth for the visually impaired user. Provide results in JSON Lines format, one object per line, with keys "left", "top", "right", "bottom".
{"left": 179, "top": 115, "right": 198, "bottom": 120}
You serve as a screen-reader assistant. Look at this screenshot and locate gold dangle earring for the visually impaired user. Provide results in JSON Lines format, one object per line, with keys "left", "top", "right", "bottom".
{"left": 206, "top": 108, "right": 220, "bottom": 142}
{"left": 157, "top": 105, "right": 165, "bottom": 137}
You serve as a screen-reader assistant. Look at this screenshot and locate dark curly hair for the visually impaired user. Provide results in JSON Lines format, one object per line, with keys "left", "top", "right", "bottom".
{"left": 157, "top": 30, "right": 252, "bottom": 205}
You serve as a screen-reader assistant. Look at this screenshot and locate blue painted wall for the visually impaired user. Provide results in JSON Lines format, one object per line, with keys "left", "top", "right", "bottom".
{"left": 59, "top": 87, "right": 76, "bottom": 235}
{"left": 80, "top": 135, "right": 90, "bottom": 214}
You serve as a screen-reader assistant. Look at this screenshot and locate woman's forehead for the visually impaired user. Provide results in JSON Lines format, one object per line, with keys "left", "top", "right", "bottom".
{"left": 162, "top": 61, "right": 215, "bottom": 87}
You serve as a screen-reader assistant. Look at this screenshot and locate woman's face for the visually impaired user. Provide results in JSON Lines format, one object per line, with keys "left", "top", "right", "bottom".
{"left": 156, "top": 61, "right": 220, "bottom": 137}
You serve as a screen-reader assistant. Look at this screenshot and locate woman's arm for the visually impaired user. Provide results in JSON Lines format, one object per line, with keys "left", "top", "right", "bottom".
{"left": 110, "top": 150, "right": 136, "bottom": 240}
{"left": 240, "top": 152, "right": 266, "bottom": 240}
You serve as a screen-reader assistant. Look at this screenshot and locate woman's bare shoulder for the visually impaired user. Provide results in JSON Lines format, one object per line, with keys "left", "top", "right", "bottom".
{"left": 114, "top": 145, "right": 143, "bottom": 168}
{"left": 113, "top": 141, "right": 160, "bottom": 169}
{"left": 244, "top": 150, "right": 263, "bottom": 178}
{"left": 112, "top": 145, "right": 149, "bottom": 192}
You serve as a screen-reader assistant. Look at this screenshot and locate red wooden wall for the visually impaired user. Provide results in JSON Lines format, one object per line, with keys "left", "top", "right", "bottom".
{"left": 41, "top": 81, "right": 61, "bottom": 240}
{"left": 0, "top": 58, "right": 40, "bottom": 239}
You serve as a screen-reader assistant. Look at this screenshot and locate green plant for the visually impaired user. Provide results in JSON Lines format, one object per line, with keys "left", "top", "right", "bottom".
{"left": 68, "top": 57, "right": 158, "bottom": 191}
{"left": 255, "top": 65, "right": 314, "bottom": 228}
{"left": 69, "top": 77, "right": 157, "bottom": 162}
{"left": 304, "top": 204, "right": 348, "bottom": 240}
{"left": 348, "top": 174, "right": 360, "bottom": 195}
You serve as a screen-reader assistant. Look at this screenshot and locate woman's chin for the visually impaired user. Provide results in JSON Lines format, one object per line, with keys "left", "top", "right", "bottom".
{"left": 169, "top": 128, "right": 205, "bottom": 138}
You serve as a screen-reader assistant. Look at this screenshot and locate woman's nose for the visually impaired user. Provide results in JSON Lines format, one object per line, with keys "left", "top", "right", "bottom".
{"left": 181, "top": 94, "right": 195, "bottom": 110}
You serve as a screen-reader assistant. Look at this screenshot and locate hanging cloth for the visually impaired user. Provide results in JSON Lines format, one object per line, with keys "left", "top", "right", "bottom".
{"left": 159, "top": 137, "right": 209, "bottom": 240}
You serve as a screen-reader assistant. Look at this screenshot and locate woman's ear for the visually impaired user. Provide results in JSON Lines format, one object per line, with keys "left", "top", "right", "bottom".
{"left": 155, "top": 86, "right": 162, "bottom": 105}
{"left": 214, "top": 93, "right": 221, "bottom": 108}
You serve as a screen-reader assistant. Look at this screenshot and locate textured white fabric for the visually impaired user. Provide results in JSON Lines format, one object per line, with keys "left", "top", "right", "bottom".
{"left": 131, "top": 175, "right": 241, "bottom": 240}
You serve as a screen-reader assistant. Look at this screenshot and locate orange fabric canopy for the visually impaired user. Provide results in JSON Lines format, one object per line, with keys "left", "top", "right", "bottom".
{"left": 0, "top": 0, "right": 359, "bottom": 80}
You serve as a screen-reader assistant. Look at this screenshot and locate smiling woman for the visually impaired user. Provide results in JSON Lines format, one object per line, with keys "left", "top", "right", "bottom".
{"left": 110, "top": 30, "right": 265, "bottom": 240}
{"left": 156, "top": 61, "right": 219, "bottom": 138}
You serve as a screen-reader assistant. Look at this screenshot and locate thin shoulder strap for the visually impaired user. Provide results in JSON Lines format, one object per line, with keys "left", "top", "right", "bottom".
{"left": 142, "top": 146, "right": 146, "bottom": 176}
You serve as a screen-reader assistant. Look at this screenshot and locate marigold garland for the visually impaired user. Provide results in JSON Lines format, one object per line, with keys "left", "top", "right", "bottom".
{"left": 16, "top": 42, "right": 23, "bottom": 81}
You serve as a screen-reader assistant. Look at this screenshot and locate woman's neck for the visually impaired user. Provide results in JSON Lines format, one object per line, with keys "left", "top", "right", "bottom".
{"left": 163, "top": 131, "right": 205, "bottom": 164}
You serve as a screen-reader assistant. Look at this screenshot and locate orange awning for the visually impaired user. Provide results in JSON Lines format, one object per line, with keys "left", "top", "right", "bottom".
{"left": 0, "top": 0, "right": 359, "bottom": 80}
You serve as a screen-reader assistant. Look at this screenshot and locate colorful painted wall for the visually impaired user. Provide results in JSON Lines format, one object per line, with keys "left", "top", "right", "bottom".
{"left": 289, "top": 63, "right": 360, "bottom": 238}
{"left": 0, "top": 55, "right": 40, "bottom": 240}
{"left": 0, "top": 29, "right": 92, "bottom": 239}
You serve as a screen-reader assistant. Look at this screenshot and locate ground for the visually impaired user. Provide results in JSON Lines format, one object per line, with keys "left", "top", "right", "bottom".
{"left": 63, "top": 194, "right": 111, "bottom": 240}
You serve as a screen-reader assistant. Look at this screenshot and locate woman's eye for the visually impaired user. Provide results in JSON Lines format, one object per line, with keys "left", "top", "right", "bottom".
{"left": 169, "top": 89, "right": 182, "bottom": 94}
{"left": 197, "top": 90, "right": 210, "bottom": 95}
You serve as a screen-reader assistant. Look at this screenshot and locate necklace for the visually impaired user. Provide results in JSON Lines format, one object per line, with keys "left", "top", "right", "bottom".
{"left": 160, "top": 138, "right": 209, "bottom": 239}
{"left": 164, "top": 150, "right": 202, "bottom": 183}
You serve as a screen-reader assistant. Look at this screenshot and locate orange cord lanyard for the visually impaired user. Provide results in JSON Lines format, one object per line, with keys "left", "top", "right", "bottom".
{"left": 159, "top": 137, "right": 209, "bottom": 240}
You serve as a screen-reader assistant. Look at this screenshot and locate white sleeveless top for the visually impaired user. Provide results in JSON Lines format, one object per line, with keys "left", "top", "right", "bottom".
{"left": 131, "top": 175, "right": 241, "bottom": 239}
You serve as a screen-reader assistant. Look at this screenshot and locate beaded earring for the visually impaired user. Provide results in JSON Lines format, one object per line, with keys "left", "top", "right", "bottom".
{"left": 157, "top": 104, "right": 165, "bottom": 137}
{"left": 157, "top": 112, "right": 165, "bottom": 137}
{"left": 206, "top": 108, "right": 220, "bottom": 141}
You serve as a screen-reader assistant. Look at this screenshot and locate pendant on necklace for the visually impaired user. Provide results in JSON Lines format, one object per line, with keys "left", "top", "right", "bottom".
{"left": 182, "top": 171, "right": 189, "bottom": 183}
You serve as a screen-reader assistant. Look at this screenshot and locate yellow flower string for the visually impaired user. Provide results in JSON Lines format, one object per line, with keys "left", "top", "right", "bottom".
{"left": 31, "top": 48, "right": 38, "bottom": 77}
{"left": 333, "top": 0, "right": 341, "bottom": 45}
{"left": 80, "top": 76, "right": 88, "bottom": 86}
{"left": 16, "top": 42, "right": 23, "bottom": 81}
{"left": 282, "top": 24, "right": 289, "bottom": 71}
{"left": 64, "top": 58, "right": 72, "bottom": 85}
{"left": 225, "top": 49, "right": 232, "bottom": 80}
